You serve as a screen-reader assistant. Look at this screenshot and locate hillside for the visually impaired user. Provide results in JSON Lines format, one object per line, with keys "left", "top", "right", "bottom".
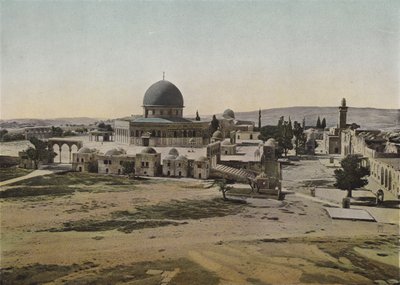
{"left": 1, "top": 107, "right": 398, "bottom": 131}
{"left": 233, "top": 107, "right": 399, "bottom": 131}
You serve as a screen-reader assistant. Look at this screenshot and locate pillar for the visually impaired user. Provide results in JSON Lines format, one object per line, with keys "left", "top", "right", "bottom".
{"left": 59, "top": 146, "right": 62, "bottom": 164}
{"left": 68, "top": 145, "right": 72, "bottom": 163}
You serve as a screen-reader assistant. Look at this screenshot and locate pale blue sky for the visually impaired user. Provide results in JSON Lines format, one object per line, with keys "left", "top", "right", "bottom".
{"left": 1, "top": 0, "right": 399, "bottom": 119}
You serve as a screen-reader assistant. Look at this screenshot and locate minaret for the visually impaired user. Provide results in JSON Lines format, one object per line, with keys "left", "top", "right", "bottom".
{"left": 338, "top": 98, "right": 348, "bottom": 129}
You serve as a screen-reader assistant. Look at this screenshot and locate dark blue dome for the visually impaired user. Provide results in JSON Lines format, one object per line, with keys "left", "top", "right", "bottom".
{"left": 143, "top": 80, "right": 184, "bottom": 107}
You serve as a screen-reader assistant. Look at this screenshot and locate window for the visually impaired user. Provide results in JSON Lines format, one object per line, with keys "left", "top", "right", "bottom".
{"left": 160, "top": 110, "right": 164, "bottom": 115}
{"left": 178, "top": 163, "right": 181, "bottom": 167}
{"left": 145, "top": 162, "right": 149, "bottom": 167}
{"left": 141, "top": 161, "right": 145, "bottom": 167}
{"left": 108, "top": 160, "right": 112, "bottom": 165}
{"left": 179, "top": 171, "right": 182, "bottom": 176}
{"left": 167, "top": 162, "right": 171, "bottom": 167}
{"left": 176, "top": 110, "right": 178, "bottom": 115}
{"left": 81, "top": 158, "right": 84, "bottom": 163}
{"left": 77, "top": 158, "right": 79, "bottom": 162}
{"left": 104, "top": 160, "right": 108, "bottom": 164}
{"left": 106, "top": 168, "right": 109, "bottom": 174}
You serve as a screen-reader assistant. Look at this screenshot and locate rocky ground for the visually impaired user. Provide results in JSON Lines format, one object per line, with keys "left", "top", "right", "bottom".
{"left": 0, "top": 158, "right": 399, "bottom": 284}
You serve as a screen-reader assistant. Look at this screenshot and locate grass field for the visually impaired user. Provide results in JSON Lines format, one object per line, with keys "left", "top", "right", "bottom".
{"left": 0, "top": 167, "right": 33, "bottom": 182}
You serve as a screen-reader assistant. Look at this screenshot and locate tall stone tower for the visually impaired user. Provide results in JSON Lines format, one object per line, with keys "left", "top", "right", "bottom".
{"left": 338, "top": 98, "right": 348, "bottom": 129}
{"left": 262, "top": 139, "right": 279, "bottom": 177}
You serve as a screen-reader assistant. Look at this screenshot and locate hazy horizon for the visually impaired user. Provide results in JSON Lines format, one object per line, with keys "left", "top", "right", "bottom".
{"left": 1, "top": 105, "right": 398, "bottom": 121}
{"left": 1, "top": 1, "right": 399, "bottom": 119}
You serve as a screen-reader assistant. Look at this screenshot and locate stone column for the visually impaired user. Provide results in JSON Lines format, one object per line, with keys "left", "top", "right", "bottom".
{"left": 59, "top": 146, "right": 62, "bottom": 164}
{"left": 68, "top": 145, "right": 72, "bottom": 163}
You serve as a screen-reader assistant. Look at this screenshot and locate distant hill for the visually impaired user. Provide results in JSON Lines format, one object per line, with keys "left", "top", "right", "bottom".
{"left": 1, "top": 107, "right": 398, "bottom": 131}
{"left": 0, "top": 117, "right": 103, "bottom": 129}
{"left": 231, "top": 107, "right": 399, "bottom": 131}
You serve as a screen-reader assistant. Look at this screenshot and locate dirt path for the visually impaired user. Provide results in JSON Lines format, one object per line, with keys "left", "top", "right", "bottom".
{"left": 0, "top": 169, "right": 54, "bottom": 187}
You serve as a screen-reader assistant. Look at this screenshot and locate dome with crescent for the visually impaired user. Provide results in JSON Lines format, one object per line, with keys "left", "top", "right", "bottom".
{"left": 143, "top": 80, "right": 184, "bottom": 118}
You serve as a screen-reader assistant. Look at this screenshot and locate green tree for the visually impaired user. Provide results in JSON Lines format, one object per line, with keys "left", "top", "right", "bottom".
{"left": 51, "top": 126, "right": 64, "bottom": 137}
{"left": 210, "top": 115, "right": 220, "bottom": 135}
{"left": 23, "top": 138, "right": 56, "bottom": 169}
{"left": 215, "top": 179, "right": 232, "bottom": 200}
{"left": 293, "top": 121, "right": 306, "bottom": 156}
{"left": 334, "top": 155, "right": 370, "bottom": 197}
{"left": 63, "top": 130, "right": 76, "bottom": 137}
{"left": 195, "top": 110, "right": 201, "bottom": 121}
{"left": 0, "top": 129, "right": 8, "bottom": 140}
{"left": 321, "top": 118, "right": 327, "bottom": 129}
{"left": 281, "top": 121, "right": 293, "bottom": 157}
{"left": 316, "top": 116, "right": 321, "bottom": 128}
{"left": 121, "top": 161, "right": 135, "bottom": 176}
{"left": 98, "top": 122, "right": 113, "bottom": 132}
{"left": 258, "top": 125, "right": 280, "bottom": 142}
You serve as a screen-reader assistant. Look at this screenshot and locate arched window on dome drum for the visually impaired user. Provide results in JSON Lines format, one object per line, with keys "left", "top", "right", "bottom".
{"left": 183, "top": 130, "right": 187, "bottom": 137}
{"left": 157, "top": 131, "right": 161, "bottom": 137}
{"left": 151, "top": 130, "right": 156, "bottom": 136}
{"left": 136, "top": 130, "right": 139, "bottom": 137}
{"left": 174, "top": 131, "right": 177, "bottom": 138}
{"left": 188, "top": 130, "right": 192, "bottom": 137}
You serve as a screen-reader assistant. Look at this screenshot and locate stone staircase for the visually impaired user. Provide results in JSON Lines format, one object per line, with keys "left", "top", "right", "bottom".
{"left": 212, "top": 164, "right": 255, "bottom": 182}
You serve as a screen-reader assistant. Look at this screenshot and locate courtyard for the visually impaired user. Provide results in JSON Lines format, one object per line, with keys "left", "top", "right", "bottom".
{"left": 1, "top": 157, "right": 398, "bottom": 284}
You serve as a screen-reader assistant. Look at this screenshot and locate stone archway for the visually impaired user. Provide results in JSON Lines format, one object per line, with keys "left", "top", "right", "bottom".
{"left": 48, "top": 139, "right": 83, "bottom": 164}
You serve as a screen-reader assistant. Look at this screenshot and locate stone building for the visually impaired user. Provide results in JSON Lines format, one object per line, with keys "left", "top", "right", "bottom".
{"left": 260, "top": 138, "right": 282, "bottom": 190}
{"left": 134, "top": 147, "right": 161, "bottom": 176}
{"left": 72, "top": 147, "right": 98, "bottom": 172}
{"left": 114, "top": 80, "right": 210, "bottom": 147}
{"left": 162, "top": 148, "right": 190, "bottom": 177}
{"left": 211, "top": 130, "right": 223, "bottom": 143}
{"left": 97, "top": 148, "right": 135, "bottom": 175}
{"left": 221, "top": 139, "right": 236, "bottom": 155}
{"left": 218, "top": 108, "right": 260, "bottom": 141}
{"left": 322, "top": 98, "right": 350, "bottom": 154}
{"left": 369, "top": 158, "right": 400, "bottom": 198}
{"left": 24, "top": 126, "right": 52, "bottom": 140}
{"left": 193, "top": 156, "right": 210, "bottom": 179}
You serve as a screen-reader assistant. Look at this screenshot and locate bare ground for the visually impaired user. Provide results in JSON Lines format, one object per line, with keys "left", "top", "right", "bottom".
{"left": 1, "top": 162, "right": 399, "bottom": 284}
